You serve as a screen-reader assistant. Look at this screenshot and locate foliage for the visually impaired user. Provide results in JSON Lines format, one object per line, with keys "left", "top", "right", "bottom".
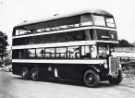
{"left": 0, "top": 31, "right": 8, "bottom": 66}
{"left": 118, "top": 39, "right": 134, "bottom": 47}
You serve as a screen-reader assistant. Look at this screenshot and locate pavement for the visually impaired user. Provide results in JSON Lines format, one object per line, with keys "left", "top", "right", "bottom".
{"left": 0, "top": 71, "right": 135, "bottom": 98}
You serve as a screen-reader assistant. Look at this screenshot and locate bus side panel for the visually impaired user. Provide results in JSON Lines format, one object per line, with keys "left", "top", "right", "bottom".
{"left": 12, "top": 63, "right": 23, "bottom": 75}
{"left": 12, "top": 62, "right": 103, "bottom": 82}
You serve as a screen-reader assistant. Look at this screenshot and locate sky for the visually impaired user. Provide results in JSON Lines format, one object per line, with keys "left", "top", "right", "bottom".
{"left": 0, "top": 0, "right": 135, "bottom": 46}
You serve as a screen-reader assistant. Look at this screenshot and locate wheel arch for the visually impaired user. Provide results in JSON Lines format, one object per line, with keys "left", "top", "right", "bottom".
{"left": 82, "top": 64, "right": 101, "bottom": 75}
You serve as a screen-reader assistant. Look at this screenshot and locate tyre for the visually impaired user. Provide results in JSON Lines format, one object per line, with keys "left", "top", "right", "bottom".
{"left": 31, "top": 67, "right": 39, "bottom": 81}
{"left": 108, "top": 71, "right": 123, "bottom": 85}
{"left": 83, "top": 69, "right": 100, "bottom": 87}
{"left": 21, "top": 67, "right": 29, "bottom": 80}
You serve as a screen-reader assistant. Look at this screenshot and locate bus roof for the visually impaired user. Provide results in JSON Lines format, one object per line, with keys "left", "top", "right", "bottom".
{"left": 15, "top": 9, "right": 113, "bottom": 28}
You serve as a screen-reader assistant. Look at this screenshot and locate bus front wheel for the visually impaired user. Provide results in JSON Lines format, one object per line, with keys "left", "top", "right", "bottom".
{"left": 21, "top": 67, "right": 29, "bottom": 80}
{"left": 108, "top": 71, "right": 123, "bottom": 85}
{"left": 83, "top": 69, "right": 100, "bottom": 87}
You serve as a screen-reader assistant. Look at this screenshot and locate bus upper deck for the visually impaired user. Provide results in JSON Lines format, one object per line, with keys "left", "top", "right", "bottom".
{"left": 12, "top": 9, "right": 116, "bottom": 37}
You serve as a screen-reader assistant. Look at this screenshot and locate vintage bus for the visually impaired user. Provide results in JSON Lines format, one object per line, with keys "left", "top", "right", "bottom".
{"left": 12, "top": 10, "right": 122, "bottom": 87}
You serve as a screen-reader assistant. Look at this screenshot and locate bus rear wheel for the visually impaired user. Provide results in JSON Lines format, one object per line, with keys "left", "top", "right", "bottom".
{"left": 21, "top": 67, "right": 29, "bottom": 80}
{"left": 31, "top": 68, "right": 39, "bottom": 81}
{"left": 83, "top": 69, "right": 100, "bottom": 87}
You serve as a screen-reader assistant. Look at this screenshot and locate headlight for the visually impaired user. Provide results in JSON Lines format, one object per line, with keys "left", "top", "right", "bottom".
{"left": 119, "top": 64, "right": 122, "bottom": 70}
{"left": 104, "top": 63, "right": 108, "bottom": 69}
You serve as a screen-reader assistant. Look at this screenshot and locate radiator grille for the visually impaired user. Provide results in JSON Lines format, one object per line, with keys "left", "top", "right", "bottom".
{"left": 110, "top": 57, "right": 120, "bottom": 75}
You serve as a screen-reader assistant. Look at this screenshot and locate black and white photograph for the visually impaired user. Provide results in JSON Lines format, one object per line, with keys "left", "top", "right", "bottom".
{"left": 0, "top": 0, "right": 135, "bottom": 98}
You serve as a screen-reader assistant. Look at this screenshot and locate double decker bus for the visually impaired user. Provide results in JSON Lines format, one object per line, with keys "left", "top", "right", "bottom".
{"left": 12, "top": 10, "right": 122, "bottom": 87}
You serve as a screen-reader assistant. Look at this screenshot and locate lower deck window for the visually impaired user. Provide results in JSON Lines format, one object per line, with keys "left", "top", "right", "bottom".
{"left": 12, "top": 45, "right": 98, "bottom": 59}
{"left": 28, "top": 49, "right": 36, "bottom": 58}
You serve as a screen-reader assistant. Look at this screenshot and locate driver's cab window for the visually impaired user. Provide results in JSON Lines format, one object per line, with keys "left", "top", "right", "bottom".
{"left": 97, "top": 44, "right": 110, "bottom": 58}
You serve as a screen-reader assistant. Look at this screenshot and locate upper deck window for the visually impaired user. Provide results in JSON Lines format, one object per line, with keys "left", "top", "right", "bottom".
{"left": 80, "top": 14, "right": 93, "bottom": 26}
{"left": 92, "top": 14, "right": 116, "bottom": 28}
{"left": 106, "top": 17, "right": 115, "bottom": 28}
{"left": 15, "top": 29, "right": 28, "bottom": 35}
{"left": 92, "top": 15, "right": 105, "bottom": 26}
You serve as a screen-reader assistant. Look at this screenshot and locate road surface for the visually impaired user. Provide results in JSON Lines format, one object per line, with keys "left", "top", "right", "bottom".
{"left": 0, "top": 71, "right": 135, "bottom": 98}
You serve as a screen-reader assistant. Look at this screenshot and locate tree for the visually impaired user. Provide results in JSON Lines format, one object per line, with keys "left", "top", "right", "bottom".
{"left": 118, "top": 39, "right": 134, "bottom": 47}
{"left": 0, "top": 31, "right": 8, "bottom": 66}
